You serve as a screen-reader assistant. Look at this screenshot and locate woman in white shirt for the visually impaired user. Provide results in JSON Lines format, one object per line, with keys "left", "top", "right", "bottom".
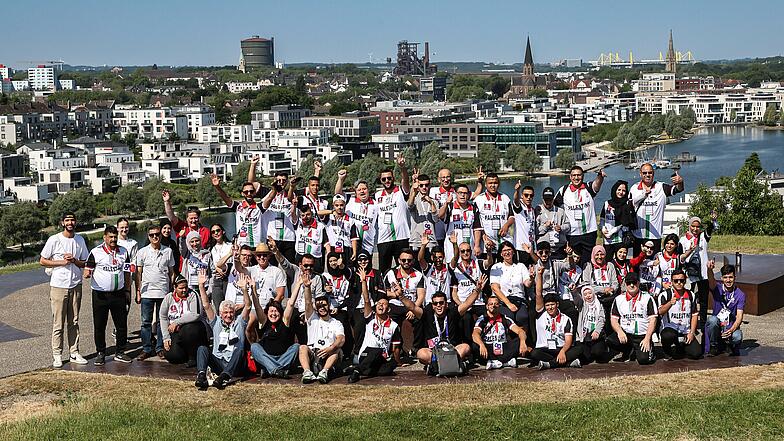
{"left": 207, "top": 224, "right": 233, "bottom": 311}
{"left": 490, "top": 241, "right": 533, "bottom": 333}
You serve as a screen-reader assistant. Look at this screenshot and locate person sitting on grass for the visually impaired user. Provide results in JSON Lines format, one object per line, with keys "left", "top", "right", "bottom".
{"left": 248, "top": 281, "right": 300, "bottom": 379}
{"left": 574, "top": 285, "right": 609, "bottom": 365}
{"left": 607, "top": 272, "right": 657, "bottom": 365}
{"left": 396, "top": 277, "right": 485, "bottom": 376}
{"left": 299, "top": 272, "right": 346, "bottom": 385}
{"left": 195, "top": 270, "right": 251, "bottom": 390}
{"left": 471, "top": 295, "right": 528, "bottom": 370}
{"left": 658, "top": 268, "right": 702, "bottom": 360}
{"left": 346, "top": 266, "right": 402, "bottom": 383}
{"left": 704, "top": 261, "right": 745, "bottom": 357}
{"left": 159, "top": 275, "right": 209, "bottom": 367}
{"left": 529, "top": 266, "right": 582, "bottom": 370}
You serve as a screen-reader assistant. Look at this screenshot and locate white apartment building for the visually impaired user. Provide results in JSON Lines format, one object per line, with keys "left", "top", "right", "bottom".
{"left": 27, "top": 66, "right": 57, "bottom": 91}
{"left": 276, "top": 128, "right": 330, "bottom": 148}
{"left": 112, "top": 108, "right": 189, "bottom": 140}
{"left": 58, "top": 79, "right": 75, "bottom": 90}
{"left": 243, "top": 149, "right": 293, "bottom": 176}
{"left": 250, "top": 105, "right": 311, "bottom": 130}
{"left": 632, "top": 73, "right": 676, "bottom": 93}
{"left": 139, "top": 140, "right": 210, "bottom": 160}
{"left": 104, "top": 160, "right": 146, "bottom": 185}
{"left": 0, "top": 64, "right": 11, "bottom": 80}
{"left": 656, "top": 92, "right": 781, "bottom": 123}
{"left": 301, "top": 112, "right": 380, "bottom": 139}
{"left": 2, "top": 177, "right": 51, "bottom": 202}
{"left": 11, "top": 80, "right": 29, "bottom": 91}
{"left": 226, "top": 79, "right": 274, "bottom": 94}
{"left": 172, "top": 104, "right": 216, "bottom": 139}
{"left": 18, "top": 144, "right": 86, "bottom": 171}
{"left": 199, "top": 124, "right": 251, "bottom": 143}
{"left": 0, "top": 121, "right": 17, "bottom": 146}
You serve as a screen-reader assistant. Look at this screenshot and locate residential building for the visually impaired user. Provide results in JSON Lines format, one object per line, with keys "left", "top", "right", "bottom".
{"left": 2, "top": 177, "right": 51, "bottom": 202}
{"left": 58, "top": 79, "right": 75, "bottom": 90}
{"left": 250, "top": 105, "right": 311, "bottom": 130}
{"left": 172, "top": 104, "right": 216, "bottom": 139}
{"left": 17, "top": 143, "right": 86, "bottom": 171}
{"left": 0, "top": 64, "right": 11, "bottom": 80}
{"left": 301, "top": 111, "right": 380, "bottom": 139}
{"left": 477, "top": 122, "right": 558, "bottom": 170}
{"left": 371, "top": 132, "right": 441, "bottom": 159}
{"left": 112, "top": 107, "right": 189, "bottom": 140}
{"left": 242, "top": 149, "right": 293, "bottom": 176}
{"left": 225, "top": 79, "right": 274, "bottom": 94}
{"left": 419, "top": 76, "right": 447, "bottom": 102}
{"left": 1, "top": 78, "right": 12, "bottom": 94}
{"left": 199, "top": 124, "right": 251, "bottom": 143}
{"left": 633, "top": 73, "right": 676, "bottom": 93}
{"left": 0, "top": 152, "right": 27, "bottom": 178}
{"left": 27, "top": 65, "right": 57, "bottom": 91}
{"left": 661, "top": 92, "right": 781, "bottom": 123}
{"left": 398, "top": 122, "right": 479, "bottom": 157}
{"left": 676, "top": 76, "right": 715, "bottom": 91}
{"left": 11, "top": 80, "right": 29, "bottom": 91}
{"left": 0, "top": 119, "right": 17, "bottom": 146}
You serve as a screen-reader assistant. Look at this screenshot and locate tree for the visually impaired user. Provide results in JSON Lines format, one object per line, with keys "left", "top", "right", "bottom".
{"left": 527, "top": 88, "right": 549, "bottom": 98}
{"left": 780, "top": 108, "right": 784, "bottom": 125}
{"left": 417, "top": 142, "right": 448, "bottom": 177}
{"left": 48, "top": 188, "right": 98, "bottom": 227}
{"left": 296, "top": 154, "right": 317, "bottom": 180}
{"left": 554, "top": 148, "right": 576, "bottom": 170}
{"left": 113, "top": 184, "right": 145, "bottom": 215}
{"left": 762, "top": 104, "right": 778, "bottom": 126}
{"left": 347, "top": 153, "right": 391, "bottom": 187}
{"left": 477, "top": 144, "right": 501, "bottom": 172}
{"left": 319, "top": 157, "right": 344, "bottom": 195}
{"left": 742, "top": 152, "right": 763, "bottom": 175}
{"left": 505, "top": 144, "right": 542, "bottom": 173}
{"left": 195, "top": 175, "right": 224, "bottom": 209}
{"left": 0, "top": 202, "right": 45, "bottom": 249}
{"left": 143, "top": 177, "right": 166, "bottom": 217}
{"left": 229, "top": 161, "right": 252, "bottom": 195}
{"left": 729, "top": 109, "right": 737, "bottom": 123}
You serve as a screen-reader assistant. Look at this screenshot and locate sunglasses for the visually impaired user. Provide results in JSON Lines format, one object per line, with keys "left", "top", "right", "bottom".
{"left": 432, "top": 301, "right": 446, "bottom": 306}
{"left": 211, "top": 229, "right": 222, "bottom": 234}
{"left": 302, "top": 264, "right": 314, "bottom": 269}
{"left": 380, "top": 176, "right": 393, "bottom": 182}
{"left": 459, "top": 249, "right": 472, "bottom": 254}
{"left": 418, "top": 183, "right": 430, "bottom": 187}
{"left": 242, "top": 190, "right": 254, "bottom": 195}
{"left": 399, "top": 258, "right": 413, "bottom": 263}
{"left": 522, "top": 193, "right": 534, "bottom": 198}
{"left": 148, "top": 233, "right": 160, "bottom": 238}
{"left": 239, "top": 254, "right": 252, "bottom": 258}
{"left": 673, "top": 279, "right": 687, "bottom": 284}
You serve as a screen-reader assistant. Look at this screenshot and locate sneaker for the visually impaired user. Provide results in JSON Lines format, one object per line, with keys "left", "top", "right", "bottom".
{"left": 94, "top": 352, "right": 106, "bottom": 366}
{"left": 195, "top": 371, "right": 208, "bottom": 389}
{"left": 186, "top": 359, "right": 197, "bottom": 368}
{"left": 259, "top": 366, "right": 270, "bottom": 379}
{"left": 708, "top": 346, "right": 720, "bottom": 357}
{"left": 505, "top": 358, "right": 517, "bottom": 368}
{"left": 213, "top": 373, "right": 230, "bottom": 389}
{"left": 486, "top": 360, "right": 503, "bottom": 370}
{"left": 612, "top": 353, "right": 629, "bottom": 363}
{"left": 317, "top": 370, "right": 329, "bottom": 384}
{"left": 137, "top": 352, "right": 154, "bottom": 361}
{"left": 52, "top": 355, "right": 63, "bottom": 369}
{"left": 69, "top": 353, "right": 88, "bottom": 365}
{"left": 114, "top": 352, "right": 132, "bottom": 363}
{"left": 537, "top": 361, "right": 551, "bottom": 370}
{"left": 348, "top": 370, "right": 361, "bottom": 383}
{"left": 570, "top": 359, "right": 582, "bottom": 368}
{"left": 157, "top": 351, "right": 165, "bottom": 359}
{"left": 301, "top": 370, "right": 316, "bottom": 384}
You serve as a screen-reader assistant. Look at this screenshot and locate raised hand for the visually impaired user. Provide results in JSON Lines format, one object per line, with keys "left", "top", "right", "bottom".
{"left": 314, "top": 160, "right": 322, "bottom": 173}
{"left": 337, "top": 169, "right": 347, "bottom": 179}
{"left": 161, "top": 189, "right": 171, "bottom": 203}
{"left": 197, "top": 268, "right": 208, "bottom": 287}
{"left": 449, "top": 231, "right": 458, "bottom": 245}
{"left": 300, "top": 271, "right": 312, "bottom": 287}
{"left": 515, "top": 179, "right": 522, "bottom": 191}
{"left": 476, "top": 166, "right": 485, "bottom": 182}
{"left": 411, "top": 167, "right": 419, "bottom": 183}
{"left": 537, "top": 265, "right": 545, "bottom": 276}
{"left": 421, "top": 234, "right": 429, "bottom": 247}
{"left": 250, "top": 155, "right": 259, "bottom": 166}
{"left": 357, "top": 267, "right": 367, "bottom": 282}
{"left": 267, "top": 237, "right": 277, "bottom": 254}
{"left": 672, "top": 170, "right": 683, "bottom": 185}
{"left": 396, "top": 154, "right": 406, "bottom": 166}
{"left": 210, "top": 173, "right": 221, "bottom": 187}
{"left": 446, "top": 191, "right": 454, "bottom": 204}
{"left": 476, "top": 273, "right": 488, "bottom": 290}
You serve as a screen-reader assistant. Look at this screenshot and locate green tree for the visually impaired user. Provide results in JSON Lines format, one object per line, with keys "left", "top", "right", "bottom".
{"left": 347, "top": 153, "right": 391, "bottom": 187}
{"left": 505, "top": 144, "right": 542, "bottom": 173}
{"left": 48, "top": 188, "right": 98, "bottom": 227}
{"left": 554, "top": 148, "right": 576, "bottom": 170}
{"left": 112, "top": 185, "right": 145, "bottom": 215}
{"left": 0, "top": 203, "right": 46, "bottom": 249}
{"left": 143, "top": 177, "right": 166, "bottom": 217}
{"left": 296, "top": 154, "right": 317, "bottom": 180}
{"left": 319, "top": 157, "right": 344, "bottom": 195}
{"left": 229, "top": 161, "right": 252, "bottom": 195}
{"left": 729, "top": 109, "right": 737, "bottom": 123}
{"left": 742, "top": 152, "right": 763, "bottom": 175}
{"left": 195, "top": 175, "right": 224, "bottom": 209}
{"left": 780, "top": 108, "right": 784, "bottom": 125}
{"left": 527, "top": 88, "right": 549, "bottom": 98}
{"left": 418, "top": 142, "right": 448, "bottom": 177}
{"left": 761, "top": 104, "right": 778, "bottom": 126}
{"left": 477, "top": 144, "right": 502, "bottom": 172}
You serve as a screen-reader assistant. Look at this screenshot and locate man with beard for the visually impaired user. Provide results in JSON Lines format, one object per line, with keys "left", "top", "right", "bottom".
{"left": 629, "top": 163, "right": 684, "bottom": 255}
{"left": 473, "top": 173, "right": 513, "bottom": 258}
{"left": 554, "top": 166, "right": 606, "bottom": 267}
{"left": 335, "top": 169, "right": 379, "bottom": 257}
{"left": 438, "top": 183, "right": 480, "bottom": 264}
{"left": 375, "top": 155, "right": 411, "bottom": 274}
{"left": 298, "top": 272, "right": 345, "bottom": 384}
{"left": 322, "top": 252, "right": 354, "bottom": 359}
{"left": 40, "top": 212, "right": 89, "bottom": 368}
{"left": 430, "top": 167, "right": 484, "bottom": 247}
{"left": 324, "top": 193, "right": 359, "bottom": 263}
{"left": 384, "top": 249, "right": 425, "bottom": 359}
{"left": 211, "top": 173, "right": 264, "bottom": 248}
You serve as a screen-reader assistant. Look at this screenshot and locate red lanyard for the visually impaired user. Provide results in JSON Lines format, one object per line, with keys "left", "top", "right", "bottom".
{"left": 333, "top": 274, "right": 344, "bottom": 291}
{"left": 549, "top": 312, "right": 562, "bottom": 333}
{"left": 485, "top": 192, "right": 500, "bottom": 212}
{"left": 397, "top": 269, "right": 412, "bottom": 290}
{"left": 102, "top": 243, "right": 118, "bottom": 264}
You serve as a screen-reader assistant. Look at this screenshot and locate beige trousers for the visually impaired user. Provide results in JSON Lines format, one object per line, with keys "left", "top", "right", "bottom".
{"left": 50, "top": 284, "right": 82, "bottom": 355}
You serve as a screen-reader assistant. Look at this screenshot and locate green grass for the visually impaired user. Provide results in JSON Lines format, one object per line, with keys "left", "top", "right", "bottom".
{"left": 5, "top": 388, "right": 784, "bottom": 440}
{"left": 709, "top": 235, "right": 784, "bottom": 255}
{"left": 0, "top": 261, "right": 40, "bottom": 276}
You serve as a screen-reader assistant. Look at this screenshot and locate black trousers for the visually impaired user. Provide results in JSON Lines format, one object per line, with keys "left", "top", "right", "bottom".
{"left": 529, "top": 346, "right": 582, "bottom": 367}
{"left": 164, "top": 322, "right": 209, "bottom": 364}
{"left": 660, "top": 327, "right": 703, "bottom": 360}
{"left": 693, "top": 279, "right": 710, "bottom": 328}
{"left": 357, "top": 347, "right": 397, "bottom": 377}
{"left": 351, "top": 308, "right": 366, "bottom": 356}
{"left": 377, "top": 239, "right": 409, "bottom": 275}
{"left": 291, "top": 307, "right": 308, "bottom": 344}
{"left": 607, "top": 332, "right": 655, "bottom": 365}
{"left": 389, "top": 304, "right": 416, "bottom": 352}
{"left": 575, "top": 336, "right": 609, "bottom": 364}
{"left": 567, "top": 232, "right": 597, "bottom": 268}
{"left": 500, "top": 297, "right": 532, "bottom": 345}
{"left": 472, "top": 339, "right": 520, "bottom": 364}
{"left": 277, "top": 240, "right": 297, "bottom": 265}
{"left": 332, "top": 309, "right": 353, "bottom": 359}
{"left": 93, "top": 289, "right": 128, "bottom": 353}
{"left": 559, "top": 300, "right": 579, "bottom": 330}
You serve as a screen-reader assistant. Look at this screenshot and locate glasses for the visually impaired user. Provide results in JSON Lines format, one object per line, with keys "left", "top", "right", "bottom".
{"left": 418, "top": 183, "right": 430, "bottom": 188}
{"left": 673, "top": 279, "right": 687, "bottom": 284}
{"left": 522, "top": 193, "right": 534, "bottom": 198}
{"left": 211, "top": 229, "right": 222, "bottom": 234}
{"left": 239, "top": 253, "right": 252, "bottom": 258}
{"left": 457, "top": 191, "right": 470, "bottom": 195}
{"left": 432, "top": 301, "right": 446, "bottom": 306}
{"left": 256, "top": 254, "right": 269, "bottom": 259}
{"left": 242, "top": 190, "right": 254, "bottom": 195}
{"left": 399, "top": 258, "right": 413, "bottom": 263}
{"left": 148, "top": 233, "right": 160, "bottom": 238}
{"left": 380, "top": 176, "right": 393, "bottom": 182}
{"left": 302, "top": 264, "right": 314, "bottom": 269}
{"left": 459, "top": 249, "right": 472, "bottom": 254}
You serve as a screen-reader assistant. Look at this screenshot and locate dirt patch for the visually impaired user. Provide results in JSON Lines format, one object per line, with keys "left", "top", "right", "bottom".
{"left": 0, "top": 392, "right": 64, "bottom": 424}
{"left": 2, "top": 363, "right": 784, "bottom": 417}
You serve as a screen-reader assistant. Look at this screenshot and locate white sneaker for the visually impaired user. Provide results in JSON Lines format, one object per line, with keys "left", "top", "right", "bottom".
{"left": 486, "top": 360, "right": 503, "bottom": 370}
{"left": 52, "top": 355, "right": 63, "bottom": 368}
{"left": 505, "top": 358, "right": 517, "bottom": 368}
{"left": 652, "top": 333, "right": 660, "bottom": 343}
{"left": 69, "top": 353, "right": 88, "bottom": 365}
{"left": 570, "top": 359, "right": 582, "bottom": 368}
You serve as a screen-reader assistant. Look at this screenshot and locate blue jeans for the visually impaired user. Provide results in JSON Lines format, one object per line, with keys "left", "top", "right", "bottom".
{"left": 705, "top": 315, "right": 743, "bottom": 351}
{"left": 250, "top": 342, "right": 299, "bottom": 375}
{"left": 196, "top": 345, "right": 243, "bottom": 377}
{"left": 140, "top": 298, "right": 164, "bottom": 354}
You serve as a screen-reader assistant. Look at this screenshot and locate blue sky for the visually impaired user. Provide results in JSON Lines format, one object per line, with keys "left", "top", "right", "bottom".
{"left": 2, "top": 0, "right": 782, "bottom": 68}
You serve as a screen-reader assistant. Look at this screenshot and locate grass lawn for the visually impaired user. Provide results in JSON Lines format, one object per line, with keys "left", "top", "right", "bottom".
{"left": 0, "top": 261, "right": 40, "bottom": 276}
{"left": 3, "top": 365, "right": 784, "bottom": 440}
{"left": 709, "top": 235, "right": 784, "bottom": 255}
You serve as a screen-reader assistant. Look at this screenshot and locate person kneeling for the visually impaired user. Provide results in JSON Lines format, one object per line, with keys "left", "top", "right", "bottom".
{"left": 529, "top": 266, "right": 582, "bottom": 370}
{"left": 347, "top": 267, "right": 402, "bottom": 383}
{"left": 704, "top": 261, "right": 745, "bottom": 356}
{"left": 607, "top": 272, "right": 657, "bottom": 365}
{"left": 299, "top": 272, "right": 345, "bottom": 384}
{"left": 398, "top": 275, "right": 487, "bottom": 376}
{"left": 194, "top": 270, "right": 252, "bottom": 389}
{"left": 657, "top": 269, "right": 702, "bottom": 360}
{"left": 160, "top": 274, "right": 209, "bottom": 367}
{"left": 472, "top": 295, "right": 528, "bottom": 370}
{"left": 574, "top": 285, "right": 610, "bottom": 364}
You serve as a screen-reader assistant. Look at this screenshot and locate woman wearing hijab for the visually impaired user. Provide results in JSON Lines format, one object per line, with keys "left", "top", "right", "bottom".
{"left": 600, "top": 180, "right": 636, "bottom": 260}
{"left": 582, "top": 245, "right": 618, "bottom": 325}
{"left": 160, "top": 219, "right": 181, "bottom": 273}
{"left": 574, "top": 285, "right": 609, "bottom": 364}
{"left": 181, "top": 230, "right": 212, "bottom": 292}
{"left": 348, "top": 250, "right": 383, "bottom": 357}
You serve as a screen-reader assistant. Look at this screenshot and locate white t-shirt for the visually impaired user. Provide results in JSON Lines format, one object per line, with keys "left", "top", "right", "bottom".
{"left": 656, "top": 252, "right": 681, "bottom": 292}
{"left": 512, "top": 202, "right": 536, "bottom": 251}
{"left": 41, "top": 233, "right": 89, "bottom": 289}
{"left": 135, "top": 245, "right": 175, "bottom": 299}
{"left": 345, "top": 195, "right": 378, "bottom": 253}
{"left": 324, "top": 213, "right": 357, "bottom": 255}
{"left": 358, "top": 316, "right": 401, "bottom": 359}
{"left": 375, "top": 186, "right": 411, "bottom": 244}
{"left": 611, "top": 292, "right": 657, "bottom": 336}
{"left": 210, "top": 242, "right": 233, "bottom": 271}
{"left": 534, "top": 310, "right": 573, "bottom": 349}
{"left": 234, "top": 200, "right": 264, "bottom": 247}
{"left": 429, "top": 186, "right": 456, "bottom": 240}
{"left": 630, "top": 181, "right": 678, "bottom": 240}
{"left": 489, "top": 262, "right": 529, "bottom": 300}
{"left": 224, "top": 264, "right": 286, "bottom": 310}
{"left": 262, "top": 192, "right": 296, "bottom": 242}
{"left": 118, "top": 238, "right": 138, "bottom": 262}
{"left": 306, "top": 312, "right": 344, "bottom": 350}
{"left": 423, "top": 264, "right": 452, "bottom": 306}
{"left": 474, "top": 192, "right": 512, "bottom": 252}
{"left": 557, "top": 183, "right": 598, "bottom": 235}
{"left": 453, "top": 259, "right": 485, "bottom": 306}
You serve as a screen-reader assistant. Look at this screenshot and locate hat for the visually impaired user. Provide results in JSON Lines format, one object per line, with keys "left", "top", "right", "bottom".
{"left": 536, "top": 240, "right": 551, "bottom": 250}
{"left": 173, "top": 274, "right": 188, "bottom": 286}
{"left": 255, "top": 243, "right": 271, "bottom": 254}
{"left": 62, "top": 212, "right": 76, "bottom": 221}
{"left": 332, "top": 193, "right": 346, "bottom": 203}
{"left": 186, "top": 230, "right": 201, "bottom": 243}
{"left": 643, "top": 240, "right": 655, "bottom": 248}
{"left": 542, "top": 187, "right": 555, "bottom": 198}
{"left": 625, "top": 272, "right": 640, "bottom": 285}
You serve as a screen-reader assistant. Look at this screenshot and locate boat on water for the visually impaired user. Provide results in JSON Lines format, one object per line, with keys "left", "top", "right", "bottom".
{"left": 671, "top": 152, "right": 697, "bottom": 163}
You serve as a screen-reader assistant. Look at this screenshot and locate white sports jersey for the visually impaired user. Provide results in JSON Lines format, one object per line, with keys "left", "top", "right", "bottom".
{"left": 118, "top": 238, "right": 138, "bottom": 262}
{"left": 443, "top": 202, "right": 478, "bottom": 263}
{"left": 658, "top": 288, "right": 697, "bottom": 333}
{"left": 86, "top": 243, "right": 131, "bottom": 292}
{"left": 630, "top": 181, "right": 677, "bottom": 240}
{"left": 611, "top": 292, "right": 657, "bottom": 336}
{"left": 534, "top": 310, "right": 573, "bottom": 349}
{"left": 262, "top": 193, "right": 296, "bottom": 242}
{"left": 300, "top": 192, "right": 329, "bottom": 215}
{"left": 345, "top": 195, "right": 378, "bottom": 253}
{"left": 234, "top": 200, "right": 264, "bottom": 247}
{"left": 423, "top": 264, "right": 452, "bottom": 305}
{"left": 294, "top": 219, "right": 327, "bottom": 259}
{"left": 512, "top": 202, "right": 536, "bottom": 251}
{"left": 430, "top": 186, "right": 456, "bottom": 240}
{"left": 324, "top": 271, "right": 352, "bottom": 309}
{"left": 655, "top": 251, "right": 681, "bottom": 292}
{"left": 453, "top": 259, "right": 485, "bottom": 306}
{"left": 600, "top": 201, "right": 624, "bottom": 245}
{"left": 474, "top": 192, "right": 512, "bottom": 252}
{"left": 324, "top": 213, "right": 356, "bottom": 255}
{"left": 358, "top": 316, "right": 401, "bottom": 359}
{"left": 375, "top": 186, "right": 411, "bottom": 244}
{"left": 384, "top": 268, "right": 424, "bottom": 307}
{"left": 557, "top": 183, "right": 598, "bottom": 235}
{"left": 489, "top": 262, "right": 529, "bottom": 300}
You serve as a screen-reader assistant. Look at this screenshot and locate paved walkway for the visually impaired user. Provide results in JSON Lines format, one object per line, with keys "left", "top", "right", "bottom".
{"left": 1, "top": 269, "right": 783, "bottom": 379}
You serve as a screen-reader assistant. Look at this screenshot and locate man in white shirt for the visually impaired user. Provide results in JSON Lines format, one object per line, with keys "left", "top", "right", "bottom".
{"left": 211, "top": 173, "right": 264, "bottom": 248}
{"left": 375, "top": 155, "right": 411, "bottom": 274}
{"left": 298, "top": 284, "right": 345, "bottom": 384}
{"left": 629, "top": 163, "right": 684, "bottom": 255}
{"left": 39, "top": 212, "right": 89, "bottom": 368}
{"left": 554, "top": 165, "right": 606, "bottom": 267}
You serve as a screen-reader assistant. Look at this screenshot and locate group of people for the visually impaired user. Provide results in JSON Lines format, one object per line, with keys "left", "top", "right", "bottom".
{"left": 40, "top": 156, "right": 746, "bottom": 387}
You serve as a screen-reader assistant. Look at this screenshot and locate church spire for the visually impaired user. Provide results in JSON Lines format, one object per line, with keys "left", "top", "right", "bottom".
{"left": 665, "top": 30, "right": 677, "bottom": 74}
{"left": 523, "top": 36, "right": 534, "bottom": 76}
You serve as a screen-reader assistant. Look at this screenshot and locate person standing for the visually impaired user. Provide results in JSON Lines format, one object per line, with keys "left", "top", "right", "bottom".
{"left": 117, "top": 218, "right": 138, "bottom": 315}
{"left": 40, "top": 212, "right": 89, "bottom": 368}
{"left": 336, "top": 171, "right": 378, "bottom": 257}
{"left": 84, "top": 225, "right": 133, "bottom": 365}
{"left": 162, "top": 191, "right": 210, "bottom": 249}
{"left": 408, "top": 172, "right": 438, "bottom": 265}
{"left": 678, "top": 213, "right": 717, "bottom": 329}
{"left": 429, "top": 167, "right": 485, "bottom": 247}
{"left": 134, "top": 225, "right": 176, "bottom": 360}
{"left": 438, "top": 183, "right": 480, "bottom": 264}
{"left": 324, "top": 194, "right": 359, "bottom": 263}
{"left": 375, "top": 155, "right": 411, "bottom": 274}
{"left": 535, "top": 187, "right": 570, "bottom": 259}
{"left": 207, "top": 224, "right": 232, "bottom": 311}
{"left": 501, "top": 182, "right": 537, "bottom": 265}
{"left": 629, "top": 163, "right": 684, "bottom": 255}
{"left": 554, "top": 166, "right": 606, "bottom": 267}
{"left": 600, "top": 180, "right": 636, "bottom": 260}
{"left": 212, "top": 174, "right": 264, "bottom": 248}
{"left": 473, "top": 173, "right": 513, "bottom": 257}
{"left": 257, "top": 170, "right": 298, "bottom": 264}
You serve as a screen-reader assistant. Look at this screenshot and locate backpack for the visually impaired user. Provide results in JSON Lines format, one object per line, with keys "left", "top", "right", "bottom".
{"left": 433, "top": 341, "right": 462, "bottom": 377}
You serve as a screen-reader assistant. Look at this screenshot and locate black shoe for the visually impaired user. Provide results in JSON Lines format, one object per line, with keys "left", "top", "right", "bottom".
{"left": 214, "top": 373, "right": 230, "bottom": 389}
{"left": 426, "top": 362, "right": 438, "bottom": 376}
{"left": 708, "top": 346, "right": 720, "bottom": 357}
{"left": 94, "top": 352, "right": 105, "bottom": 366}
{"left": 195, "top": 371, "right": 208, "bottom": 389}
{"left": 114, "top": 352, "right": 132, "bottom": 363}
{"left": 348, "top": 371, "right": 360, "bottom": 383}
{"left": 259, "top": 367, "right": 270, "bottom": 379}
{"left": 186, "top": 359, "right": 197, "bottom": 368}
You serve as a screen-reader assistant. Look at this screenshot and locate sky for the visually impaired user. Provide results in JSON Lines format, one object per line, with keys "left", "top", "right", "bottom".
{"left": 2, "top": 0, "right": 782, "bottom": 68}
